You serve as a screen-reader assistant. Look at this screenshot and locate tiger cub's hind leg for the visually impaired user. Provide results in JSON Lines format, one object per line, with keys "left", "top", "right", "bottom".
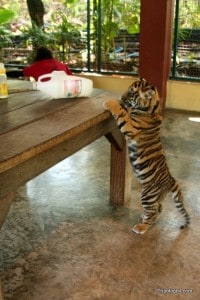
{"left": 132, "top": 193, "right": 162, "bottom": 234}
{"left": 170, "top": 179, "right": 190, "bottom": 229}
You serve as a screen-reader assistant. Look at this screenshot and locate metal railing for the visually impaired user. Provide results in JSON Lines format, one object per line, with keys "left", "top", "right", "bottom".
{"left": 80, "top": 0, "right": 200, "bottom": 81}
{"left": 171, "top": 0, "right": 200, "bottom": 81}
{"left": 2, "top": 0, "right": 200, "bottom": 82}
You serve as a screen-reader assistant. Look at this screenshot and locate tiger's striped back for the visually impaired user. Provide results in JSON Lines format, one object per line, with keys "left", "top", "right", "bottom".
{"left": 103, "top": 78, "right": 190, "bottom": 234}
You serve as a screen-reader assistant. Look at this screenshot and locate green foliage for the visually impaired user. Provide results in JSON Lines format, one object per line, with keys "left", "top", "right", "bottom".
{"left": 19, "top": 23, "right": 57, "bottom": 61}
{"left": 0, "top": 8, "right": 15, "bottom": 24}
{"left": 51, "top": 10, "right": 81, "bottom": 44}
{"left": 0, "top": 8, "right": 15, "bottom": 60}
{"left": 174, "top": 1, "right": 200, "bottom": 45}
{"left": 0, "top": 26, "right": 13, "bottom": 49}
{"left": 121, "top": 1, "right": 140, "bottom": 34}
{"left": 179, "top": 0, "right": 200, "bottom": 28}
{"left": 21, "top": 24, "right": 54, "bottom": 46}
{"left": 1, "top": 0, "right": 200, "bottom": 76}
{"left": 49, "top": 9, "right": 82, "bottom": 61}
{"left": 102, "top": 0, "right": 140, "bottom": 57}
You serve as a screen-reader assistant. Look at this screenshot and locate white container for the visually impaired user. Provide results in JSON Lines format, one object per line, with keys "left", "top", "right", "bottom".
{"left": 35, "top": 71, "right": 93, "bottom": 99}
{"left": 0, "top": 63, "right": 8, "bottom": 99}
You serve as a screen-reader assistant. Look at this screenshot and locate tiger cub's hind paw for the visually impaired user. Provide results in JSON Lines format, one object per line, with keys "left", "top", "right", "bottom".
{"left": 132, "top": 223, "right": 152, "bottom": 235}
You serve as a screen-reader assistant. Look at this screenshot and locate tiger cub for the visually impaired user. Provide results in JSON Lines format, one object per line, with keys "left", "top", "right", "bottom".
{"left": 103, "top": 78, "right": 190, "bottom": 234}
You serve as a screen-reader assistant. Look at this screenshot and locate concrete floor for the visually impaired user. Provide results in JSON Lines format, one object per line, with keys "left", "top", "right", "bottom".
{"left": 0, "top": 108, "right": 200, "bottom": 300}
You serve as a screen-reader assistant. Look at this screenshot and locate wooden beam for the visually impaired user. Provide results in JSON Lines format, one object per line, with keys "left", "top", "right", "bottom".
{"left": 0, "top": 280, "right": 3, "bottom": 300}
{"left": 110, "top": 141, "right": 132, "bottom": 206}
{"left": 139, "top": 0, "right": 174, "bottom": 111}
{"left": 0, "top": 192, "right": 15, "bottom": 229}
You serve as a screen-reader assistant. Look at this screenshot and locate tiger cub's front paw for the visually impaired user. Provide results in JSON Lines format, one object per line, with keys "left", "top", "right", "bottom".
{"left": 132, "top": 223, "right": 152, "bottom": 235}
{"left": 103, "top": 99, "right": 119, "bottom": 111}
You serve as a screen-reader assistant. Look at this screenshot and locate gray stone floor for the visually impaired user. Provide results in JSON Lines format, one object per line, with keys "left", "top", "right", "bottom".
{"left": 0, "top": 108, "right": 200, "bottom": 300}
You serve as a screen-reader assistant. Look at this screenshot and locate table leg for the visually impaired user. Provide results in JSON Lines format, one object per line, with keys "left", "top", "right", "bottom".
{"left": 105, "top": 129, "right": 132, "bottom": 206}
{"left": 0, "top": 281, "right": 3, "bottom": 300}
{"left": 110, "top": 142, "right": 132, "bottom": 206}
{"left": 0, "top": 192, "right": 15, "bottom": 229}
{"left": 0, "top": 192, "right": 16, "bottom": 300}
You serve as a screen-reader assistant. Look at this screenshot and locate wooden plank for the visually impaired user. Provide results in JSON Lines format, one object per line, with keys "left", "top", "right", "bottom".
{"left": 6, "top": 88, "right": 103, "bottom": 114}
{"left": 0, "top": 97, "right": 88, "bottom": 135}
{"left": 0, "top": 89, "right": 104, "bottom": 135}
{"left": 0, "top": 87, "right": 103, "bottom": 115}
{"left": 0, "top": 91, "right": 50, "bottom": 115}
{"left": 0, "top": 118, "right": 116, "bottom": 198}
{"left": 0, "top": 91, "right": 113, "bottom": 172}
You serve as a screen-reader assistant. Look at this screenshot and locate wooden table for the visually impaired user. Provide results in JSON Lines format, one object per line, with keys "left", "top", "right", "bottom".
{"left": 0, "top": 81, "right": 132, "bottom": 298}
{"left": 0, "top": 81, "right": 132, "bottom": 228}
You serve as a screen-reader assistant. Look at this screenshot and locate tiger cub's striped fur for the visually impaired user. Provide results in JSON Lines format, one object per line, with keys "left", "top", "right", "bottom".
{"left": 103, "top": 78, "right": 190, "bottom": 234}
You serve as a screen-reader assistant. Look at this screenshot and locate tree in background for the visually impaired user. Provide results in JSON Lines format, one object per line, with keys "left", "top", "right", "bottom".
{"left": 26, "top": 0, "right": 45, "bottom": 28}
{"left": 25, "top": 0, "right": 48, "bottom": 53}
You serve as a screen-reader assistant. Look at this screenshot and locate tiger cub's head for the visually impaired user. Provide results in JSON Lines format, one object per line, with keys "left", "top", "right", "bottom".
{"left": 121, "top": 78, "right": 160, "bottom": 115}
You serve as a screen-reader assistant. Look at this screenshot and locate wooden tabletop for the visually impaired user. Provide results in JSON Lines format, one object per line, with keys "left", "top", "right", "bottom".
{"left": 0, "top": 84, "right": 114, "bottom": 173}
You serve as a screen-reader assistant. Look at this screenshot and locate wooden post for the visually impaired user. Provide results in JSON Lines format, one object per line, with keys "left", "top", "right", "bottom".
{"left": 139, "top": 0, "right": 174, "bottom": 111}
{"left": 105, "top": 129, "right": 132, "bottom": 206}
{"left": 0, "top": 192, "right": 15, "bottom": 229}
{"left": 0, "top": 281, "right": 3, "bottom": 300}
{"left": 110, "top": 142, "right": 132, "bottom": 206}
